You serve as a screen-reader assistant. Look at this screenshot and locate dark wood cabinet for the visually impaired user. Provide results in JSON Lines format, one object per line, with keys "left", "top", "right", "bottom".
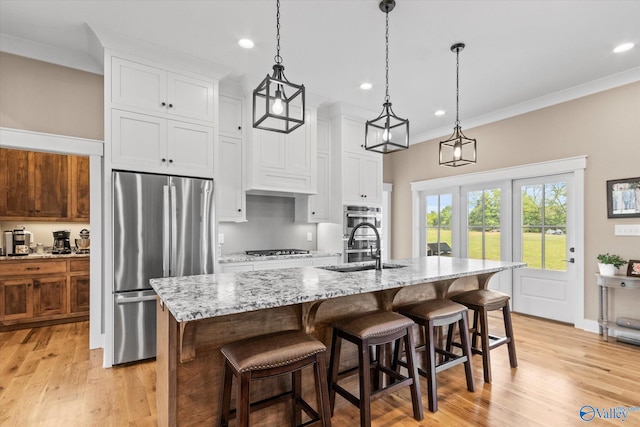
{"left": 0, "top": 148, "right": 89, "bottom": 221}
{"left": 0, "top": 257, "right": 89, "bottom": 330}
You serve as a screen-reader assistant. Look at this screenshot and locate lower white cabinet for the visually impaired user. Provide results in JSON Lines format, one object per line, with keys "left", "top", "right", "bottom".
{"left": 219, "top": 256, "right": 340, "bottom": 273}
{"left": 111, "top": 109, "right": 214, "bottom": 178}
{"left": 218, "top": 135, "right": 245, "bottom": 221}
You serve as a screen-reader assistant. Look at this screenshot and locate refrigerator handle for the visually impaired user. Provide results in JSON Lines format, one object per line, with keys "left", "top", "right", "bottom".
{"left": 170, "top": 184, "right": 178, "bottom": 277}
{"left": 162, "top": 185, "right": 170, "bottom": 277}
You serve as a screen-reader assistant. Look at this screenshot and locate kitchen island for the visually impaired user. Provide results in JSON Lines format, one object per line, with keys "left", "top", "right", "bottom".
{"left": 150, "top": 257, "right": 525, "bottom": 426}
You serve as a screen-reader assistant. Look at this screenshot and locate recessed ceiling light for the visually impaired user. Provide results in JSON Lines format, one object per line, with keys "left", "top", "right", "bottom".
{"left": 238, "top": 39, "right": 254, "bottom": 49}
{"left": 360, "top": 82, "right": 372, "bottom": 90}
{"left": 613, "top": 42, "right": 634, "bottom": 53}
{"left": 434, "top": 110, "right": 445, "bottom": 116}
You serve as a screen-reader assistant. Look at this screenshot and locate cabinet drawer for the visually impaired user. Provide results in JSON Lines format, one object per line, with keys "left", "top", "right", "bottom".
{"left": 70, "top": 259, "right": 90, "bottom": 273}
{"left": 601, "top": 276, "right": 640, "bottom": 290}
{"left": 0, "top": 260, "right": 67, "bottom": 277}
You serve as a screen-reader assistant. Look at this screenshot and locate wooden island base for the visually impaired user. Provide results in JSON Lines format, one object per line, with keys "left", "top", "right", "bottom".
{"left": 156, "top": 275, "right": 490, "bottom": 426}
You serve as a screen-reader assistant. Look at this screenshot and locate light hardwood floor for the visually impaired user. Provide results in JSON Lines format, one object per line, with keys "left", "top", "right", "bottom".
{"left": 1, "top": 314, "right": 639, "bottom": 426}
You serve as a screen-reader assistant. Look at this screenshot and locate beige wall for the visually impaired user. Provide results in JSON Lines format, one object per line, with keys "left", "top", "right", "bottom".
{"left": 384, "top": 81, "right": 640, "bottom": 323}
{"left": 0, "top": 52, "right": 103, "bottom": 140}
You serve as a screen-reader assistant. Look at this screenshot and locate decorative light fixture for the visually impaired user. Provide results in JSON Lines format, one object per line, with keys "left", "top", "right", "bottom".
{"left": 365, "top": 0, "right": 409, "bottom": 154}
{"left": 252, "top": 0, "right": 305, "bottom": 134}
{"left": 439, "top": 43, "right": 476, "bottom": 167}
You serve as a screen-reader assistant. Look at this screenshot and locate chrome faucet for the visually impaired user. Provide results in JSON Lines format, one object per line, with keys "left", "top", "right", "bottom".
{"left": 348, "top": 222, "right": 382, "bottom": 270}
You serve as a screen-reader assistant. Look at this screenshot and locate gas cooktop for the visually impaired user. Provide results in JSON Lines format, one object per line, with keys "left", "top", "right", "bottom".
{"left": 245, "top": 249, "right": 310, "bottom": 256}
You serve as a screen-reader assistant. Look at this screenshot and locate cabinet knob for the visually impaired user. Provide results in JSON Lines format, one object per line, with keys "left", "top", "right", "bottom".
{"left": 621, "top": 282, "right": 626, "bottom": 287}
{"left": 238, "top": 209, "right": 242, "bottom": 212}
{"left": 168, "top": 103, "right": 173, "bottom": 108}
{"left": 312, "top": 212, "right": 316, "bottom": 215}
{"left": 162, "top": 158, "right": 166, "bottom": 163}
{"left": 169, "top": 159, "right": 173, "bottom": 163}
{"left": 161, "top": 102, "right": 166, "bottom": 107}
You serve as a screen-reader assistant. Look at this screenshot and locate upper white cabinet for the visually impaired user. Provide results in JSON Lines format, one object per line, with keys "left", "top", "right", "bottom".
{"left": 112, "top": 57, "right": 214, "bottom": 123}
{"left": 246, "top": 107, "right": 317, "bottom": 194}
{"left": 111, "top": 110, "right": 214, "bottom": 177}
{"left": 334, "top": 116, "right": 382, "bottom": 206}
{"left": 219, "top": 95, "right": 243, "bottom": 136}
{"left": 218, "top": 94, "right": 246, "bottom": 222}
{"left": 296, "top": 117, "right": 332, "bottom": 222}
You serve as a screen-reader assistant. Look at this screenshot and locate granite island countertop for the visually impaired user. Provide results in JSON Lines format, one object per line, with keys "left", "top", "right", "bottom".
{"left": 150, "top": 257, "right": 526, "bottom": 323}
{"left": 219, "top": 251, "right": 342, "bottom": 263}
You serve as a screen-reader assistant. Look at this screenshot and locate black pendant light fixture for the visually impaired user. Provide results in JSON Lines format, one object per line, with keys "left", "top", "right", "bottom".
{"left": 365, "top": 0, "right": 409, "bottom": 154}
{"left": 439, "top": 43, "right": 476, "bottom": 167}
{"left": 253, "top": 0, "right": 305, "bottom": 134}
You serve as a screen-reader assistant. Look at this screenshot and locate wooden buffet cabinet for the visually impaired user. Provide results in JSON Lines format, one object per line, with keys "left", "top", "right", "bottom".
{"left": 0, "top": 256, "right": 90, "bottom": 331}
{"left": 0, "top": 148, "right": 90, "bottom": 221}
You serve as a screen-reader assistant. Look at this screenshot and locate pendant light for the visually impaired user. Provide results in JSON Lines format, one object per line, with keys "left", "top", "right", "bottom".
{"left": 253, "top": 0, "right": 305, "bottom": 134}
{"left": 439, "top": 43, "right": 476, "bottom": 167}
{"left": 365, "top": 0, "right": 409, "bottom": 154}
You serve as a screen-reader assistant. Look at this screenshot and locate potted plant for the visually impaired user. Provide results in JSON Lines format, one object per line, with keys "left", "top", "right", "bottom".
{"left": 597, "top": 253, "right": 627, "bottom": 276}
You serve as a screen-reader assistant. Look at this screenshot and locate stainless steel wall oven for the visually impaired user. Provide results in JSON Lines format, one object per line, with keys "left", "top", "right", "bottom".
{"left": 343, "top": 205, "right": 382, "bottom": 263}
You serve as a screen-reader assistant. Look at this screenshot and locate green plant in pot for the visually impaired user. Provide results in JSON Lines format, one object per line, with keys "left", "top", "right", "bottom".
{"left": 597, "top": 253, "right": 627, "bottom": 276}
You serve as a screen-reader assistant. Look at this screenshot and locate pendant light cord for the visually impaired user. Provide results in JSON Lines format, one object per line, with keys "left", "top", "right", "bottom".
{"left": 455, "top": 47, "right": 460, "bottom": 127}
{"left": 384, "top": 10, "right": 390, "bottom": 102}
{"left": 275, "top": 0, "right": 282, "bottom": 64}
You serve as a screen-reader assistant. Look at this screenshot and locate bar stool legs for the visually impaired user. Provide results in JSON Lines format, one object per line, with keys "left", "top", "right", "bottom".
{"left": 328, "top": 311, "right": 423, "bottom": 427}
{"left": 450, "top": 289, "right": 518, "bottom": 383}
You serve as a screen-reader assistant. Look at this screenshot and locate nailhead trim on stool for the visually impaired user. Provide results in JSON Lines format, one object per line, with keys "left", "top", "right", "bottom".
{"left": 449, "top": 289, "right": 518, "bottom": 383}
{"left": 397, "top": 299, "right": 475, "bottom": 412}
{"left": 220, "top": 330, "right": 332, "bottom": 427}
{"left": 328, "top": 310, "right": 423, "bottom": 427}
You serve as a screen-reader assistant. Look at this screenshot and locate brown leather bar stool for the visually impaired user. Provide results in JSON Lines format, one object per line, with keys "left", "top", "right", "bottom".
{"left": 327, "top": 310, "right": 423, "bottom": 427}
{"left": 220, "top": 330, "right": 332, "bottom": 427}
{"left": 396, "top": 299, "right": 475, "bottom": 412}
{"left": 449, "top": 289, "right": 517, "bottom": 383}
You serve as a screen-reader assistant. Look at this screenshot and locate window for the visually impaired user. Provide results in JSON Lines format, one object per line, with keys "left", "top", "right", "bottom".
{"left": 426, "top": 193, "right": 453, "bottom": 255}
{"left": 467, "top": 189, "right": 501, "bottom": 260}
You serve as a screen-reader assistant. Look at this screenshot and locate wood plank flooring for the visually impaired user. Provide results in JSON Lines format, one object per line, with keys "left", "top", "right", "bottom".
{"left": 1, "top": 314, "right": 639, "bottom": 426}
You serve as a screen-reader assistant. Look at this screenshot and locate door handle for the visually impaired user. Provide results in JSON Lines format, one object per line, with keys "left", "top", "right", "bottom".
{"left": 563, "top": 258, "right": 575, "bottom": 263}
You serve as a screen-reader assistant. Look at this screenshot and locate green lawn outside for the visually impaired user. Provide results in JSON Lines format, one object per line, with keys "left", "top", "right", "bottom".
{"left": 426, "top": 229, "right": 566, "bottom": 270}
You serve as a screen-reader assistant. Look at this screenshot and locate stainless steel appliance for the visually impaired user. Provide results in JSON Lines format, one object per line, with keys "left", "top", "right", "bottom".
{"left": 112, "top": 170, "right": 216, "bottom": 365}
{"left": 343, "top": 205, "right": 382, "bottom": 263}
{"left": 4, "top": 226, "right": 32, "bottom": 256}
{"left": 52, "top": 230, "right": 72, "bottom": 254}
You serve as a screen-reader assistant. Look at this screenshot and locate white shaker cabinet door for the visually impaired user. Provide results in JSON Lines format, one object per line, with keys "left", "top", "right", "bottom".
{"left": 111, "top": 110, "right": 168, "bottom": 171}
{"left": 309, "top": 151, "right": 331, "bottom": 221}
{"left": 218, "top": 135, "right": 245, "bottom": 221}
{"left": 112, "top": 58, "right": 167, "bottom": 114}
{"left": 342, "top": 152, "right": 364, "bottom": 204}
{"left": 167, "top": 73, "right": 214, "bottom": 122}
{"left": 360, "top": 155, "right": 382, "bottom": 204}
{"left": 219, "top": 95, "right": 243, "bottom": 136}
{"left": 342, "top": 117, "right": 366, "bottom": 154}
{"left": 166, "top": 120, "right": 214, "bottom": 178}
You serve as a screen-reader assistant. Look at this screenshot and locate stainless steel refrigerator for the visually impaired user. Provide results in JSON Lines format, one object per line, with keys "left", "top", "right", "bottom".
{"left": 112, "top": 170, "right": 216, "bottom": 365}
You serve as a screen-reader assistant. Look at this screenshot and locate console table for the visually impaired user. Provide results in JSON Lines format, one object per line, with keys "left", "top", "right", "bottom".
{"left": 596, "top": 274, "right": 640, "bottom": 343}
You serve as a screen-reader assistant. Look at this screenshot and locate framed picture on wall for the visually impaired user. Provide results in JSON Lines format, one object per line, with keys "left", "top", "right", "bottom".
{"left": 606, "top": 177, "right": 640, "bottom": 218}
{"left": 628, "top": 260, "right": 640, "bottom": 277}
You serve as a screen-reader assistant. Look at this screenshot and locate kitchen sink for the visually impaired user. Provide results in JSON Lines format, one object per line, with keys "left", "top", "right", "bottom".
{"left": 317, "top": 263, "right": 407, "bottom": 273}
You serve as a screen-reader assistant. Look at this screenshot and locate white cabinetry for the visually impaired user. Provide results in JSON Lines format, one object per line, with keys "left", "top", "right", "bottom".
{"left": 246, "top": 108, "right": 317, "bottom": 194}
{"left": 112, "top": 57, "right": 214, "bottom": 122}
{"left": 218, "top": 94, "right": 246, "bottom": 222}
{"left": 337, "top": 117, "right": 382, "bottom": 206}
{"left": 111, "top": 110, "right": 214, "bottom": 177}
{"left": 109, "top": 56, "right": 216, "bottom": 178}
{"left": 296, "top": 117, "right": 332, "bottom": 222}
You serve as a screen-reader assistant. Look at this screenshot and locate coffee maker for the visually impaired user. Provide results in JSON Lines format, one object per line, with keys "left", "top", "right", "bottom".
{"left": 3, "top": 226, "right": 32, "bottom": 256}
{"left": 52, "top": 230, "right": 72, "bottom": 254}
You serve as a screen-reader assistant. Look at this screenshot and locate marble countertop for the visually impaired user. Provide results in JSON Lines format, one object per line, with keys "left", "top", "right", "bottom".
{"left": 150, "top": 257, "right": 526, "bottom": 323}
{"left": 0, "top": 253, "right": 90, "bottom": 261}
{"left": 219, "top": 251, "right": 342, "bottom": 263}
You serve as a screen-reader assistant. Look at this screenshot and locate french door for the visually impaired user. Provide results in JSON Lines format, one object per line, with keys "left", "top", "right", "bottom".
{"left": 513, "top": 174, "right": 576, "bottom": 323}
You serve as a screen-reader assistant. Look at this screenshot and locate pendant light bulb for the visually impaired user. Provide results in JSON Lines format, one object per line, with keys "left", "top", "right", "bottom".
{"left": 453, "top": 140, "right": 462, "bottom": 160}
{"left": 382, "top": 127, "right": 392, "bottom": 142}
{"left": 272, "top": 90, "right": 284, "bottom": 114}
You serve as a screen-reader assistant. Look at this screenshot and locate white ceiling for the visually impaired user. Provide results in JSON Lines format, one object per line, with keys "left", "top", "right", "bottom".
{"left": 1, "top": 0, "right": 639, "bottom": 144}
